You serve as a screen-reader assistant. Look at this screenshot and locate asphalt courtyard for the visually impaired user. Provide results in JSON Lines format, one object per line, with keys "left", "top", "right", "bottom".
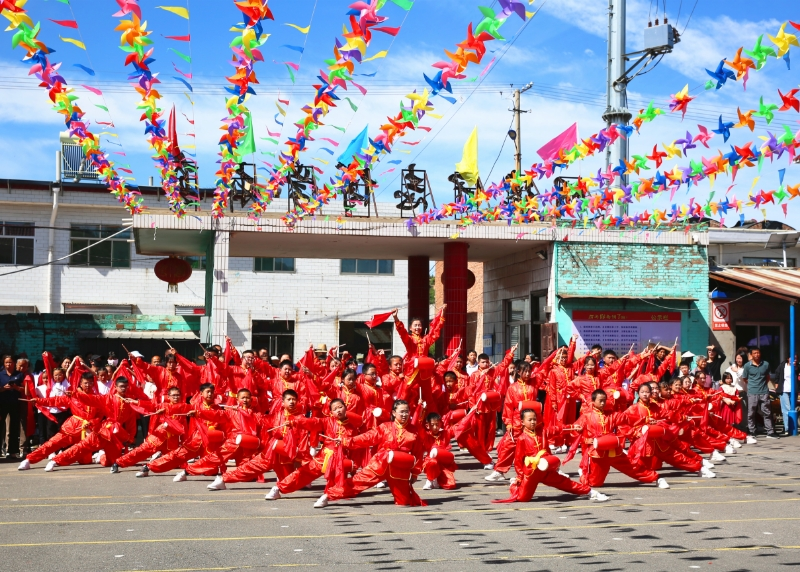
{"left": 1, "top": 439, "right": 799, "bottom": 572}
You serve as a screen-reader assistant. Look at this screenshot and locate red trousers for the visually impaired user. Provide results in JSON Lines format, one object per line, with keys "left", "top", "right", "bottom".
{"left": 581, "top": 453, "right": 659, "bottom": 487}
{"left": 27, "top": 431, "right": 83, "bottom": 465}
{"left": 148, "top": 443, "right": 202, "bottom": 473}
{"left": 328, "top": 451, "right": 425, "bottom": 506}
{"left": 456, "top": 432, "right": 492, "bottom": 465}
{"left": 54, "top": 433, "right": 121, "bottom": 468}
{"left": 514, "top": 469, "right": 590, "bottom": 502}
{"left": 422, "top": 457, "right": 456, "bottom": 489}
{"left": 186, "top": 438, "right": 258, "bottom": 477}
{"left": 494, "top": 431, "right": 517, "bottom": 474}
{"left": 222, "top": 451, "right": 294, "bottom": 483}
{"left": 116, "top": 437, "right": 165, "bottom": 468}
{"left": 640, "top": 441, "right": 702, "bottom": 473}
{"left": 277, "top": 456, "right": 351, "bottom": 498}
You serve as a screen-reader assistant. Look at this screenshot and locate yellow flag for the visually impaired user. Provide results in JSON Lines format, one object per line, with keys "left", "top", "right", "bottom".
{"left": 285, "top": 23, "right": 311, "bottom": 34}
{"left": 156, "top": 6, "right": 189, "bottom": 19}
{"left": 363, "top": 50, "right": 388, "bottom": 62}
{"left": 750, "top": 176, "right": 760, "bottom": 191}
{"left": 455, "top": 126, "right": 479, "bottom": 186}
{"left": 312, "top": 157, "right": 329, "bottom": 165}
{"left": 276, "top": 102, "right": 287, "bottom": 116}
{"left": 60, "top": 36, "right": 86, "bottom": 50}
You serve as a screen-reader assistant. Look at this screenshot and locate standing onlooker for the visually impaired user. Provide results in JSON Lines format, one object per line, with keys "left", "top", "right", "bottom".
{"left": 693, "top": 356, "right": 712, "bottom": 389}
{"left": 774, "top": 355, "right": 797, "bottom": 435}
{"left": 706, "top": 345, "right": 727, "bottom": 386}
{"left": 465, "top": 350, "right": 479, "bottom": 375}
{"left": 741, "top": 347, "right": 778, "bottom": 441}
{"left": 15, "top": 358, "right": 35, "bottom": 456}
{"left": 0, "top": 355, "right": 22, "bottom": 458}
{"left": 725, "top": 352, "right": 749, "bottom": 433}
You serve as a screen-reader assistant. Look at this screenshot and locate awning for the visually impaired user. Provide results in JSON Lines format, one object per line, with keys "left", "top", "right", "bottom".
{"left": 710, "top": 267, "right": 800, "bottom": 302}
{"left": 77, "top": 330, "right": 199, "bottom": 340}
{"left": 557, "top": 295, "right": 697, "bottom": 301}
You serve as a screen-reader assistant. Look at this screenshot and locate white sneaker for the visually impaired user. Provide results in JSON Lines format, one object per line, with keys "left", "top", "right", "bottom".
{"left": 702, "top": 459, "right": 715, "bottom": 469}
{"left": 135, "top": 467, "right": 149, "bottom": 478}
{"left": 207, "top": 475, "right": 226, "bottom": 491}
{"left": 578, "top": 468, "right": 583, "bottom": 477}
{"left": 313, "top": 494, "right": 329, "bottom": 508}
{"left": 483, "top": 463, "right": 495, "bottom": 470}
{"left": 711, "top": 450, "right": 726, "bottom": 462}
{"left": 48, "top": 452, "right": 56, "bottom": 460}
{"left": 484, "top": 470, "right": 506, "bottom": 482}
{"left": 173, "top": 470, "right": 187, "bottom": 482}
{"left": 725, "top": 444, "right": 735, "bottom": 455}
{"left": 91, "top": 452, "right": 100, "bottom": 464}
{"left": 375, "top": 481, "right": 387, "bottom": 489}
{"left": 422, "top": 479, "right": 434, "bottom": 490}
{"left": 549, "top": 444, "right": 557, "bottom": 452}
{"left": 44, "top": 460, "right": 57, "bottom": 472}
{"left": 730, "top": 439, "right": 742, "bottom": 448}
{"left": 265, "top": 486, "right": 281, "bottom": 500}
{"left": 746, "top": 435, "right": 758, "bottom": 445}
{"left": 590, "top": 489, "right": 608, "bottom": 502}
{"left": 559, "top": 445, "right": 568, "bottom": 454}
{"left": 657, "top": 478, "right": 670, "bottom": 489}
{"left": 700, "top": 467, "right": 716, "bottom": 478}
{"left": 17, "top": 459, "right": 30, "bottom": 471}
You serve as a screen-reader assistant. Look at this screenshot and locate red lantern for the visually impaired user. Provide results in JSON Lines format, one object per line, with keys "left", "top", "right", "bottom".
{"left": 154, "top": 256, "right": 192, "bottom": 292}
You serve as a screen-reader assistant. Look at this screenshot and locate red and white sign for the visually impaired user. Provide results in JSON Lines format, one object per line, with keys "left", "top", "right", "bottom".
{"left": 572, "top": 311, "right": 681, "bottom": 322}
{"left": 711, "top": 301, "right": 731, "bottom": 331}
{"left": 571, "top": 310, "right": 681, "bottom": 356}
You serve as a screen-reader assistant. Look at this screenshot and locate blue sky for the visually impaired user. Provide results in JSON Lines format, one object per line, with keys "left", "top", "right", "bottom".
{"left": 1, "top": 0, "right": 799, "bottom": 226}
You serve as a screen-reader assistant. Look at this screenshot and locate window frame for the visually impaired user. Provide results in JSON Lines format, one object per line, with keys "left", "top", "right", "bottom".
{"left": 254, "top": 257, "right": 296, "bottom": 273}
{"left": 0, "top": 222, "right": 35, "bottom": 266}
{"left": 69, "top": 224, "right": 131, "bottom": 268}
{"left": 340, "top": 258, "right": 395, "bottom": 276}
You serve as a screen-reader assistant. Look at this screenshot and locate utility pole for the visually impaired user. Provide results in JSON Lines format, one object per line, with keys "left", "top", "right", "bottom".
{"left": 509, "top": 82, "right": 533, "bottom": 176}
{"left": 604, "top": 0, "right": 631, "bottom": 216}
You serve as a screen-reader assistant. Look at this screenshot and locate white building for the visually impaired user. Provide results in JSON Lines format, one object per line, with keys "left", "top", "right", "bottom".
{"left": 0, "top": 178, "right": 408, "bottom": 361}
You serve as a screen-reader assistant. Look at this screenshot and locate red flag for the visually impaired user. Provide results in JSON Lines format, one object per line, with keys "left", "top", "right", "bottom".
{"left": 536, "top": 122, "right": 578, "bottom": 161}
{"left": 167, "top": 104, "right": 180, "bottom": 156}
{"left": 49, "top": 19, "right": 78, "bottom": 28}
{"left": 374, "top": 26, "right": 401, "bottom": 36}
{"left": 165, "top": 34, "right": 191, "bottom": 41}
{"left": 365, "top": 312, "right": 393, "bottom": 329}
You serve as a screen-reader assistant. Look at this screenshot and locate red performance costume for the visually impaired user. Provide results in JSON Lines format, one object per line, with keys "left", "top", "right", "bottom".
{"left": 188, "top": 405, "right": 267, "bottom": 477}
{"left": 116, "top": 401, "right": 192, "bottom": 469}
{"left": 148, "top": 398, "right": 221, "bottom": 475}
{"left": 329, "top": 420, "right": 426, "bottom": 506}
{"left": 421, "top": 425, "right": 457, "bottom": 489}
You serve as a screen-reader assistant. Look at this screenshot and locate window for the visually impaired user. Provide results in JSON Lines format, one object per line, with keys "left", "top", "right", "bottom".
{"left": 254, "top": 257, "right": 295, "bottom": 272}
{"left": 252, "top": 320, "right": 295, "bottom": 358}
{"left": 340, "top": 259, "right": 394, "bottom": 275}
{"left": 0, "top": 222, "right": 34, "bottom": 266}
{"left": 506, "top": 298, "right": 530, "bottom": 360}
{"left": 742, "top": 256, "right": 796, "bottom": 268}
{"left": 69, "top": 224, "right": 131, "bottom": 268}
{"left": 735, "top": 323, "right": 783, "bottom": 370}
{"left": 339, "top": 321, "right": 393, "bottom": 356}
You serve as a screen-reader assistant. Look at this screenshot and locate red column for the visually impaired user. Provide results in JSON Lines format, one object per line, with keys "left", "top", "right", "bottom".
{"left": 407, "top": 256, "right": 430, "bottom": 332}
{"left": 443, "top": 242, "right": 469, "bottom": 358}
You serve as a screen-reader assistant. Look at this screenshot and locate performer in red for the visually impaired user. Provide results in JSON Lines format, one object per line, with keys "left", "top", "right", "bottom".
{"left": 115, "top": 386, "right": 192, "bottom": 474}
{"left": 392, "top": 306, "right": 445, "bottom": 412}
{"left": 136, "top": 351, "right": 188, "bottom": 403}
{"left": 47, "top": 377, "right": 142, "bottom": 471}
{"left": 266, "top": 398, "right": 362, "bottom": 507}
{"left": 623, "top": 384, "right": 714, "bottom": 478}
{"left": 186, "top": 388, "right": 268, "bottom": 489}
{"left": 494, "top": 407, "right": 607, "bottom": 503}
{"left": 149, "top": 383, "right": 221, "bottom": 478}
{"left": 567, "top": 389, "right": 667, "bottom": 490}
{"left": 420, "top": 412, "right": 457, "bottom": 490}
{"left": 328, "top": 400, "right": 426, "bottom": 506}
{"left": 544, "top": 337, "right": 578, "bottom": 451}
{"left": 216, "top": 389, "right": 309, "bottom": 486}
{"left": 19, "top": 372, "right": 102, "bottom": 470}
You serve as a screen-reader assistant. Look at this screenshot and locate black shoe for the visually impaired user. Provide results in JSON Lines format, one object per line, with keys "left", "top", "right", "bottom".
{"left": 766, "top": 434, "right": 780, "bottom": 440}
{"left": 110, "top": 463, "right": 120, "bottom": 474}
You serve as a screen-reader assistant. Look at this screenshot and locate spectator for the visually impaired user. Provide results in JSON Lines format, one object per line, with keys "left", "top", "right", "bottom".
{"left": 16, "top": 358, "right": 35, "bottom": 455}
{"left": 693, "top": 356, "right": 711, "bottom": 389}
{"left": 258, "top": 348, "right": 270, "bottom": 361}
{"left": 741, "top": 347, "right": 778, "bottom": 441}
{"left": 725, "top": 351, "right": 749, "bottom": 432}
{"left": 150, "top": 354, "right": 162, "bottom": 367}
{"left": 706, "top": 345, "right": 726, "bottom": 385}
{"left": 465, "top": 350, "right": 479, "bottom": 375}
{"left": 0, "top": 355, "right": 22, "bottom": 459}
{"left": 774, "top": 355, "right": 797, "bottom": 435}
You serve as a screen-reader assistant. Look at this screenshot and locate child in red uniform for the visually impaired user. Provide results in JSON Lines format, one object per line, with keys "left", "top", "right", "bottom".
{"left": 567, "top": 389, "right": 667, "bottom": 491}
{"left": 494, "top": 408, "right": 607, "bottom": 503}
{"left": 329, "top": 400, "right": 426, "bottom": 506}
{"left": 266, "top": 398, "right": 362, "bottom": 507}
{"left": 420, "top": 412, "right": 457, "bottom": 490}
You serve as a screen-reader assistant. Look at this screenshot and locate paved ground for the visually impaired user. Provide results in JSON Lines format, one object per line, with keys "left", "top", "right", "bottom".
{"left": 1, "top": 439, "right": 799, "bottom": 572}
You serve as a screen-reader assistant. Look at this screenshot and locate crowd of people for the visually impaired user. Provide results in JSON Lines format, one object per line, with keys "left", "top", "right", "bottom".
{"left": 0, "top": 305, "right": 784, "bottom": 509}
